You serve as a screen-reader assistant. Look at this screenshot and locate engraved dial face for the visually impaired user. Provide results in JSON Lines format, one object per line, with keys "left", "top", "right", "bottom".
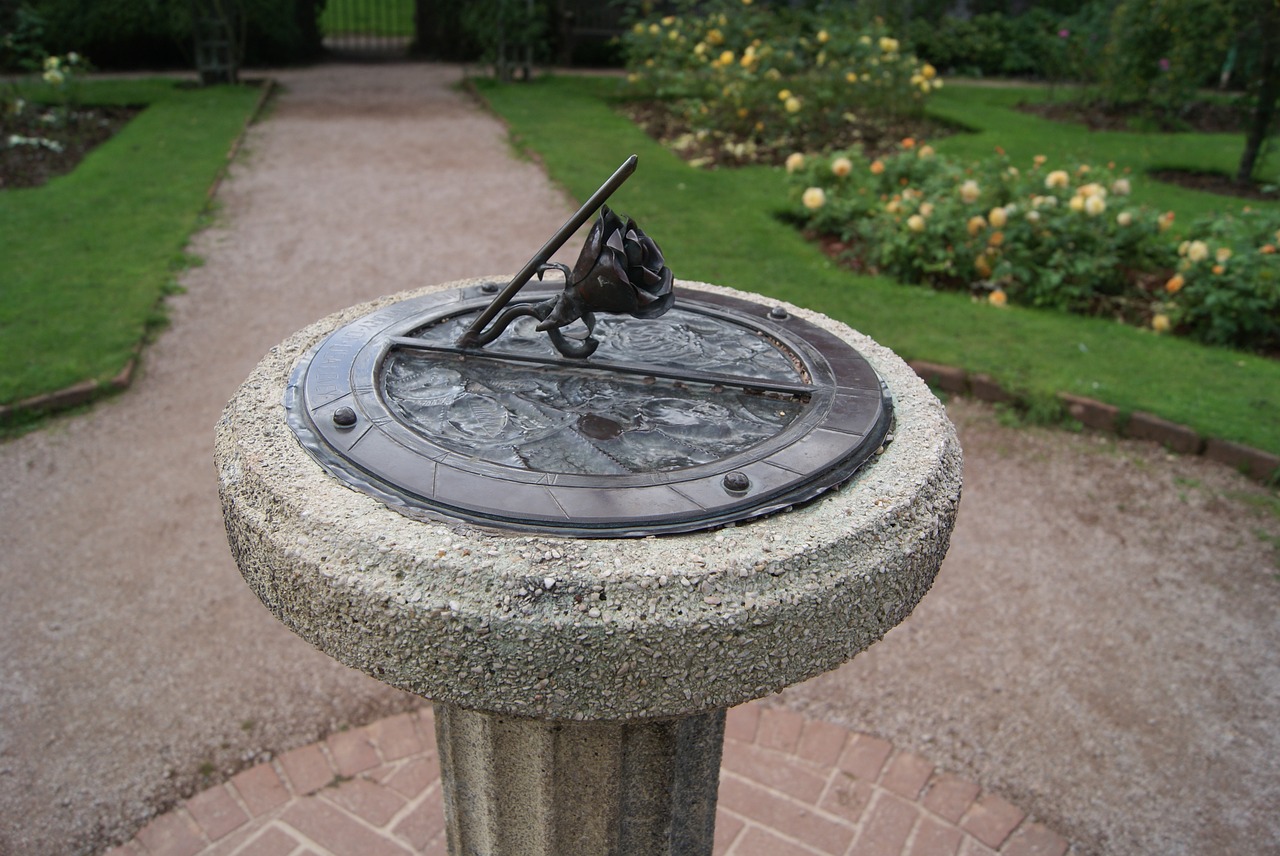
{"left": 286, "top": 282, "right": 892, "bottom": 537}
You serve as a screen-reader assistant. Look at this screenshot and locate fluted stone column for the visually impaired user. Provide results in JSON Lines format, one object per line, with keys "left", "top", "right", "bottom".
{"left": 434, "top": 705, "right": 724, "bottom": 855}
{"left": 217, "top": 280, "right": 962, "bottom": 856}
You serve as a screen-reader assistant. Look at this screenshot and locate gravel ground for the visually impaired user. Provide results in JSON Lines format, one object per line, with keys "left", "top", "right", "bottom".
{"left": 0, "top": 63, "right": 1277, "bottom": 856}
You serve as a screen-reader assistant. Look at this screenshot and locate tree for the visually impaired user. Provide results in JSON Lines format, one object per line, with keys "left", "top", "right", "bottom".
{"left": 1237, "top": 0, "right": 1280, "bottom": 183}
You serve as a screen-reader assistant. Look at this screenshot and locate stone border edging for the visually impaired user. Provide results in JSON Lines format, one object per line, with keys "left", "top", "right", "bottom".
{"left": 0, "top": 78, "right": 277, "bottom": 429}
{"left": 107, "top": 702, "right": 1072, "bottom": 856}
{"left": 909, "top": 360, "right": 1280, "bottom": 484}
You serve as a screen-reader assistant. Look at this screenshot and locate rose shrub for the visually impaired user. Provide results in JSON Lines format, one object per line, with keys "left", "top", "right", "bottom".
{"left": 621, "top": 0, "right": 940, "bottom": 164}
{"left": 786, "top": 142, "right": 1280, "bottom": 352}
{"left": 1164, "top": 210, "right": 1280, "bottom": 352}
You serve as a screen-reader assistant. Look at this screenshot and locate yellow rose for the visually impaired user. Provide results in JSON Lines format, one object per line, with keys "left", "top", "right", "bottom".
{"left": 967, "top": 215, "right": 987, "bottom": 236}
{"left": 831, "top": 156, "right": 853, "bottom": 177}
{"left": 1186, "top": 241, "right": 1209, "bottom": 262}
{"left": 919, "top": 202, "right": 935, "bottom": 217}
{"left": 817, "top": 29, "right": 829, "bottom": 44}
{"left": 707, "top": 28, "right": 724, "bottom": 45}
{"left": 879, "top": 36, "right": 899, "bottom": 53}
{"left": 918, "top": 145, "right": 935, "bottom": 158}
{"left": 907, "top": 214, "right": 926, "bottom": 232}
{"left": 785, "top": 96, "right": 802, "bottom": 113}
{"left": 988, "top": 289, "right": 1008, "bottom": 307}
{"left": 1112, "top": 178, "right": 1131, "bottom": 195}
{"left": 1152, "top": 314, "right": 1171, "bottom": 333}
{"left": 1045, "top": 170, "right": 1070, "bottom": 189}
{"left": 959, "top": 180, "right": 980, "bottom": 203}
{"left": 719, "top": 50, "right": 735, "bottom": 66}
{"left": 1084, "top": 195, "right": 1106, "bottom": 216}
{"left": 1216, "top": 247, "right": 1232, "bottom": 263}
{"left": 802, "top": 187, "right": 826, "bottom": 210}
{"left": 785, "top": 152, "right": 805, "bottom": 173}
{"left": 922, "top": 63, "right": 937, "bottom": 79}
{"left": 1117, "top": 211, "right": 1133, "bottom": 227}
{"left": 1069, "top": 195, "right": 1086, "bottom": 212}
{"left": 988, "top": 207, "right": 1008, "bottom": 228}
{"left": 777, "top": 89, "right": 792, "bottom": 101}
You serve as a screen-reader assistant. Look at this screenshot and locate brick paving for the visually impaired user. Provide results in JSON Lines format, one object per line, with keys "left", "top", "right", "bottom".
{"left": 107, "top": 704, "right": 1070, "bottom": 856}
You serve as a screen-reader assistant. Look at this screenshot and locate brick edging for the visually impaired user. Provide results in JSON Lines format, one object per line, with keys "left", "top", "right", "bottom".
{"left": 909, "top": 360, "right": 1280, "bottom": 484}
{"left": 0, "top": 78, "right": 277, "bottom": 429}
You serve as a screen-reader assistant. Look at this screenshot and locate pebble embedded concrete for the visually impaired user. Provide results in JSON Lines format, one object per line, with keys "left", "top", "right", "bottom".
{"left": 216, "top": 279, "right": 962, "bottom": 722}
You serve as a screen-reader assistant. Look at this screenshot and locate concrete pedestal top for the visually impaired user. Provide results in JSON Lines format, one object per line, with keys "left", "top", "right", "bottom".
{"left": 216, "top": 279, "right": 962, "bottom": 722}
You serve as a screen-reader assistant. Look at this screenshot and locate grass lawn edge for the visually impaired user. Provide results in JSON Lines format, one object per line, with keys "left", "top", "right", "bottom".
{"left": 0, "top": 78, "right": 276, "bottom": 436}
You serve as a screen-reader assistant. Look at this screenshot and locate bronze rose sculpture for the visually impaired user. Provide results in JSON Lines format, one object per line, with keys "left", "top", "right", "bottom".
{"left": 470, "top": 204, "right": 675, "bottom": 358}
{"left": 457, "top": 156, "right": 675, "bottom": 359}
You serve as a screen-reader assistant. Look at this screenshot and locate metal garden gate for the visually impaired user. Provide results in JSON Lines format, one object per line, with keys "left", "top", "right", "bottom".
{"left": 320, "top": 0, "right": 414, "bottom": 59}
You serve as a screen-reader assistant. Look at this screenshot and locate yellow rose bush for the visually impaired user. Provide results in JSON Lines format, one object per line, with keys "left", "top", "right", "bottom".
{"left": 1161, "top": 210, "right": 1280, "bottom": 351}
{"left": 621, "top": 2, "right": 940, "bottom": 165}
{"left": 783, "top": 145, "right": 1280, "bottom": 343}
{"left": 787, "top": 144, "right": 1280, "bottom": 351}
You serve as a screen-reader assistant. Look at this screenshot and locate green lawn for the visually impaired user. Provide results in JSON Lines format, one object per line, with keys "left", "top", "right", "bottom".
{"left": 0, "top": 79, "right": 263, "bottom": 412}
{"left": 926, "top": 83, "right": 1275, "bottom": 225}
{"left": 320, "top": 0, "right": 415, "bottom": 37}
{"left": 475, "top": 75, "right": 1280, "bottom": 457}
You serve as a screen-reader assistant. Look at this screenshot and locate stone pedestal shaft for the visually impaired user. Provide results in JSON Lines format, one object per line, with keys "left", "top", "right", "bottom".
{"left": 434, "top": 704, "right": 725, "bottom": 856}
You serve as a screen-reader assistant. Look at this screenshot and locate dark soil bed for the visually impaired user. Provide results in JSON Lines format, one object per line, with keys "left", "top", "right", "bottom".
{"left": 1148, "top": 168, "right": 1279, "bottom": 201}
{"left": 621, "top": 100, "right": 955, "bottom": 168}
{"left": 1, "top": 104, "right": 141, "bottom": 190}
{"left": 1018, "top": 97, "right": 1246, "bottom": 134}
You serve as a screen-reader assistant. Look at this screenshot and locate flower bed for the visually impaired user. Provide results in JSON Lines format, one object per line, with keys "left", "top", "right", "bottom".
{"left": 1, "top": 52, "right": 137, "bottom": 190}
{"left": 620, "top": 1, "right": 945, "bottom": 167}
{"left": 786, "top": 143, "right": 1280, "bottom": 354}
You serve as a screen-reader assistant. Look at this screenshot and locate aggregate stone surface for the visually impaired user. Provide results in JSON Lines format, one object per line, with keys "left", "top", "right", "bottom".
{"left": 1, "top": 63, "right": 1278, "bottom": 856}
{"left": 216, "top": 278, "right": 961, "bottom": 721}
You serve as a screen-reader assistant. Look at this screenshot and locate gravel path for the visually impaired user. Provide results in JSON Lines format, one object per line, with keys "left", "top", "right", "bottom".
{"left": 0, "top": 63, "right": 1277, "bottom": 856}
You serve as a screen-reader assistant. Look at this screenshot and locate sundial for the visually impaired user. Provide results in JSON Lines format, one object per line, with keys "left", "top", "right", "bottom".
{"left": 285, "top": 156, "right": 892, "bottom": 536}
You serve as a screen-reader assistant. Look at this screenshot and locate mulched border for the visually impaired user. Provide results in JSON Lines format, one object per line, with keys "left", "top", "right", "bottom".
{"left": 0, "top": 77, "right": 277, "bottom": 428}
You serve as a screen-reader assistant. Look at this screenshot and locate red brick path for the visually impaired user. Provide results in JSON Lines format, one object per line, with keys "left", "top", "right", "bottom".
{"left": 106, "top": 704, "right": 1070, "bottom": 856}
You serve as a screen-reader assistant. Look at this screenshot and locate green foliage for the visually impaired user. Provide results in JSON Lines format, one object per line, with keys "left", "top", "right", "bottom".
{"left": 1099, "top": 0, "right": 1240, "bottom": 121}
{"left": 1165, "top": 210, "right": 1280, "bottom": 351}
{"left": 462, "top": 0, "right": 549, "bottom": 80}
{"left": 0, "top": 2, "right": 47, "bottom": 72}
{"left": 787, "top": 145, "right": 1193, "bottom": 333}
{"left": 621, "top": 1, "right": 940, "bottom": 155}
{"left": 906, "top": 3, "right": 1110, "bottom": 82}
{"left": 24, "top": 0, "right": 324, "bottom": 69}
